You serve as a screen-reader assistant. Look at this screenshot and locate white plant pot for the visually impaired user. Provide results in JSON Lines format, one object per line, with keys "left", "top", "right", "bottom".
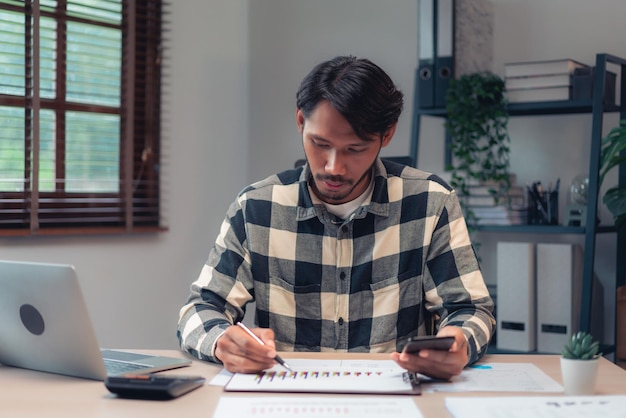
{"left": 560, "top": 357, "right": 599, "bottom": 395}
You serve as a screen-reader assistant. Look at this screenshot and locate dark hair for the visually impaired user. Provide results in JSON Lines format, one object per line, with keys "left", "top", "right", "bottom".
{"left": 296, "top": 55, "right": 404, "bottom": 141}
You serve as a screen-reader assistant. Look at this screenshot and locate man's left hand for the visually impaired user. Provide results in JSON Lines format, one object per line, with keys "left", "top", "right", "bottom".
{"left": 390, "top": 326, "right": 468, "bottom": 380}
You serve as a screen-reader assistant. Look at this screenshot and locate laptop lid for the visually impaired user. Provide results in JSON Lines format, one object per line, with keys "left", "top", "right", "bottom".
{"left": 0, "top": 260, "right": 190, "bottom": 380}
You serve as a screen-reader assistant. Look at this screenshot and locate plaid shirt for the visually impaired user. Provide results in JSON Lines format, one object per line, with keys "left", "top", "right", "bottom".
{"left": 178, "top": 159, "right": 494, "bottom": 365}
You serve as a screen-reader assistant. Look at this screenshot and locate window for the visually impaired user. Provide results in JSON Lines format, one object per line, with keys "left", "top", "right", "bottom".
{"left": 0, "top": 0, "right": 164, "bottom": 236}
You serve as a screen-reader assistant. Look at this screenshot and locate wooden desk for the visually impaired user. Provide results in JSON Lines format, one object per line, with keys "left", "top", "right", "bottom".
{"left": 2, "top": 351, "right": 626, "bottom": 417}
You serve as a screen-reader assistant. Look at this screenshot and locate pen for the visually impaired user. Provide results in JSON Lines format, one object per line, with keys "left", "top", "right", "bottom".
{"left": 236, "top": 322, "right": 292, "bottom": 371}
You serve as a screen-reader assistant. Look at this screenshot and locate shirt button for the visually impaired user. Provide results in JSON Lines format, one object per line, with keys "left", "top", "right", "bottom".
{"left": 340, "top": 272, "right": 346, "bottom": 280}
{"left": 338, "top": 317, "right": 344, "bottom": 325}
{"left": 341, "top": 226, "right": 348, "bottom": 233}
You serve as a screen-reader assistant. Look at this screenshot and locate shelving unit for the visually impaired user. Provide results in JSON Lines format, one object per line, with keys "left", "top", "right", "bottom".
{"left": 409, "top": 53, "right": 626, "bottom": 352}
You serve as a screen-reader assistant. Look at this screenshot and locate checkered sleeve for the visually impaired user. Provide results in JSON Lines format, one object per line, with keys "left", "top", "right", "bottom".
{"left": 177, "top": 195, "right": 254, "bottom": 363}
{"left": 423, "top": 189, "right": 495, "bottom": 365}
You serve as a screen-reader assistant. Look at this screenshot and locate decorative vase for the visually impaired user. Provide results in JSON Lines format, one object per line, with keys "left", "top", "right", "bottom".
{"left": 560, "top": 357, "right": 599, "bottom": 395}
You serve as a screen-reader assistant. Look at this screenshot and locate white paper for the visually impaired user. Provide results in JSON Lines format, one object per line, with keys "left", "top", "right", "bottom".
{"left": 209, "top": 368, "right": 233, "bottom": 386}
{"left": 209, "top": 359, "right": 402, "bottom": 387}
{"left": 422, "top": 363, "right": 563, "bottom": 393}
{"left": 224, "top": 359, "right": 417, "bottom": 394}
{"left": 445, "top": 395, "right": 626, "bottom": 418}
{"left": 213, "top": 396, "right": 423, "bottom": 418}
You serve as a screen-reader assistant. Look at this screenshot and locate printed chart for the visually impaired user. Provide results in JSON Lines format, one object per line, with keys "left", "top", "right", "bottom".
{"left": 224, "top": 359, "right": 420, "bottom": 394}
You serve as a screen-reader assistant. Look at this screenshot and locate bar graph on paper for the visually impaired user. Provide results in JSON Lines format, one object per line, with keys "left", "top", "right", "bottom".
{"left": 224, "top": 359, "right": 419, "bottom": 394}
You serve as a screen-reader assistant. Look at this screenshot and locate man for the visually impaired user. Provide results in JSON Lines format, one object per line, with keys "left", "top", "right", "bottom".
{"left": 177, "top": 55, "right": 494, "bottom": 380}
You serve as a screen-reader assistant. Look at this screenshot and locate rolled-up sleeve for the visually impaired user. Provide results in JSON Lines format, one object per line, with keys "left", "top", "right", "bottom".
{"left": 423, "top": 190, "right": 495, "bottom": 364}
{"left": 177, "top": 198, "right": 254, "bottom": 363}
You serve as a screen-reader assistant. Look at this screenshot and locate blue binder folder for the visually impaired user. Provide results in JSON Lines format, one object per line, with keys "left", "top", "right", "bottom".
{"left": 434, "top": 0, "right": 454, "bottom": 108}
{"left": 418, "top": 0, "right": 435, "bottom": 108}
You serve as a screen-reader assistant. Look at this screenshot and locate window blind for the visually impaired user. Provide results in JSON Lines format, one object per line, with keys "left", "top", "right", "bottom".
{"left": 0, "top": 0, "right": 164, "bottom": 236}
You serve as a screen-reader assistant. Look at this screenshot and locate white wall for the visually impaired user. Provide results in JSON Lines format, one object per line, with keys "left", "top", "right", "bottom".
{"left": 1, "top": 0, "right": 624, "bottom": 349}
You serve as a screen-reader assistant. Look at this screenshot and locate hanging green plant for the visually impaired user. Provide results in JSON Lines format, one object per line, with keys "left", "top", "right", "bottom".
{"left": 444, "top": 72, "right": 512, "bottom": 226}
{"left": 599, "top": 119, "right": 626, "bottom": 229}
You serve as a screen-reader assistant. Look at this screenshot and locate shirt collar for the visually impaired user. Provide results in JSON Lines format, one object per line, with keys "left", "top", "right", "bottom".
{"left": 296, "top": 158, "right": 390, "bottom": 221}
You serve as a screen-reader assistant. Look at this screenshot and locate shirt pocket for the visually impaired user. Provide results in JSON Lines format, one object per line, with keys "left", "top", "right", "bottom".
{"left": 369, "top": 269, "right": 422, "bottom": 304}
{"left": 263, "top": 277, "right": 322, "bottom": 348}
{"left": 264, "top": 276, "right": 321, "bottom": 320}
{"left": 365, "top": 269, "right": 423, "bottom": 346}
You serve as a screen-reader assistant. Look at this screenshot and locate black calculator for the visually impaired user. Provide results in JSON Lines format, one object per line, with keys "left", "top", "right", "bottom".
{"left": 105, "top": 374, "right": 205, "bottom": 400}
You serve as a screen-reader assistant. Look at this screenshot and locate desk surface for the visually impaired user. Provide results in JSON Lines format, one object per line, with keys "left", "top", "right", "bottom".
{"left": 2, "top": 350, "right": 626, "bottom": 417}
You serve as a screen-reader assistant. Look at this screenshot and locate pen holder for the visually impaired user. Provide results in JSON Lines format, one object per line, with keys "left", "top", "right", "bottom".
{"left": 528, "top": 191, "right": 558, "bottom": 225}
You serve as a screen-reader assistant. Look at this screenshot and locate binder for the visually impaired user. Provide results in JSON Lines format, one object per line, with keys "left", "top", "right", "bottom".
{"left": 496, "top": 242, "right": 536, "bottom": 352}
{"left": 417, "top": 0, "right": 435, "bottom": 108}
{"left": 536, "top": 243, "right": 603, "bottom": 353}
{"left": 434, "top": 0, "right": 454, "bottom": 108}
{"left": 536, "top": 243, "right": 580, "bottom": 353}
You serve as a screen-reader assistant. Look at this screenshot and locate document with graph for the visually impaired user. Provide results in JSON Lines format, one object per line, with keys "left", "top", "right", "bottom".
{"left": 223, "top": 359, "right": 421, "bottom": 395}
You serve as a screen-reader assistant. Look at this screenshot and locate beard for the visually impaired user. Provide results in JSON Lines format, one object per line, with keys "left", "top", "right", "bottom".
{"left": 311, "top": 167, "right": 372, "bottom": 203}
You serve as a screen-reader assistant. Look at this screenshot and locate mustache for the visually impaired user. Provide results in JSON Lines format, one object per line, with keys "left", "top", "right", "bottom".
{"left": 315, "top": 174, "right": 353, "bottom": 185}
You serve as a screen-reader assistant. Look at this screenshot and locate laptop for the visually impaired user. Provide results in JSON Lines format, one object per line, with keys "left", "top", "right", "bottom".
{"left": 0, "top": 260, "right": 191, "bottom": 380}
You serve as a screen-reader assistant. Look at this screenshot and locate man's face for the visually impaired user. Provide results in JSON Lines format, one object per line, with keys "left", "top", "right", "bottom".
{"left": 297, "top": 101, "right": 393, "bottom": 205}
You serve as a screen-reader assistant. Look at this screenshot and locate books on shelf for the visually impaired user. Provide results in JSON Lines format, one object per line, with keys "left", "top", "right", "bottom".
{"left": 462, "top": 180, "right": 527, "bottom": 226}
{"left": 506, "top": 86, "right": 571, "bottom": 103}
{"left": 465, "top": 195, "right": 515, "bottom": 207}
{"left": 472, "top": 172, "right": 518, "bottom": 187}
{"left": 465, "top": 200, "right": 526, "bottom": 211}
{"left": 471, "top": 206, "right": 527, "bottom": 226}
{"left": 504, "top": 58, "right": 591, "bottom": 103}
{"left": 462, "top": 184, "right": 525, "bottom": 208}
{"left": 504, "top": 58, "right": 589, "bottom": 78}
{"left": 505, "top": 73, "right": 571, "bottom": 90}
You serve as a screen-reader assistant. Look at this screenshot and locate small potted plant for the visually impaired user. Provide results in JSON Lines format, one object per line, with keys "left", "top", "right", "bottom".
{"left": 560, "top": 331, "right": 602, "bottom": 395}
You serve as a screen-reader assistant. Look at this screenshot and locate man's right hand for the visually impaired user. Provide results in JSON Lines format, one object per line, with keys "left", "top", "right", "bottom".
{"left": 214, "top": 325, "right": 279, "bottom": 373}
